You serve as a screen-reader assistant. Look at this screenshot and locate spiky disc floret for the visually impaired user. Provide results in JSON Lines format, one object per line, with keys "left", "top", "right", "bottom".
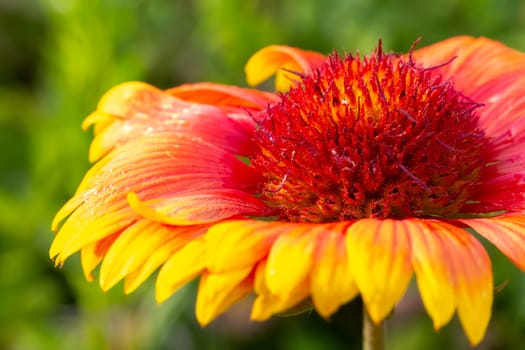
{"left": 251, "top": 43, "right": 489, "bottom": 223}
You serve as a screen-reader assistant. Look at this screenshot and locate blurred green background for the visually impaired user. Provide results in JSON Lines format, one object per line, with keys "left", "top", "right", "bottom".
{"left": 1, "top": 0, "right": 525, "bottom": 349}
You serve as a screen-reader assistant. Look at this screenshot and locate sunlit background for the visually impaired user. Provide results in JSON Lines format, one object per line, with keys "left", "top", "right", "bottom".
{"left": 2, "top": 0, "right": 525, "bottom": 349}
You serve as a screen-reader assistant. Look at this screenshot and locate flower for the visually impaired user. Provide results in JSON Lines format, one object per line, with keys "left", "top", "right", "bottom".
{"left": 50, "top": 36, "right": 525, "bottom": 346}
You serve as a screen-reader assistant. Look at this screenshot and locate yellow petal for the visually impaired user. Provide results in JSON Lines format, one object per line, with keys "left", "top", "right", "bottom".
{"left": 245, "top": 45, "right": 326, "bottom": 91}
{"left": 205, "top": 220, "right": 281, "bottom": 273}
{"left": 265, "top": 224, "right": 325, "bottom": 297}
{"left": 310, "top": 223, "right": 359, "bottom": 318}
{"left": 195, "top": 268, "right": 253, "bottom": 326}
{"left": 82, "top": 110, "right": 114, "bottom": 132}
{"left": 346, "top": 219, "right": 413, "bottom": 323}
{"left": 80, "top": 233, "right": 119, "bottom": 281}
{"left": 155, "top": 239, "right": 206, "bottom": 303}
{"left": 250, "top": 260, "right": 310, "bottom": 321}
{"left": 96, "top": 81, "right": 163, "bottom": 117}
{"left": 99, "top": 221, "right": 202, "bottom": 291}
{"left": 50, "top": 207, "right": 135, "bottom": 265}
{"left": 122, "top": 225, "right": 208, "bottom": 294}
{"left": 406, "top": 219, "right": 456, "bottom": 330}
{"left": 80, "top": 243, "right": 103, "bottom": 281}
{"left": 427, "top": 220, "right": 493, "bottom": 346}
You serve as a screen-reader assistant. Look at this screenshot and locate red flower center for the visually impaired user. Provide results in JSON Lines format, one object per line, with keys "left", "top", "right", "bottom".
{"left": 250, "top": 44, "right": 489, "bottom": 223}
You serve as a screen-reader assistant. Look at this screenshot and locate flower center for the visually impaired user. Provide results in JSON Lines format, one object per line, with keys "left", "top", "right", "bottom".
{"left": 250, "top": 44, "right": 489, "bottom": 223}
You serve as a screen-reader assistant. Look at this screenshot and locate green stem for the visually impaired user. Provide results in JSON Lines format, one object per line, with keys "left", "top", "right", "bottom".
{"left": 363, "top": 308, "right": 385, "bottom": 350}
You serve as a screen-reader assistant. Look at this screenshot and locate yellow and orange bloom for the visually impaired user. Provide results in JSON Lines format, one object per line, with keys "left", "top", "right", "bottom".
{"left": 50, "top": 37, "right": 525, "bottom": 346}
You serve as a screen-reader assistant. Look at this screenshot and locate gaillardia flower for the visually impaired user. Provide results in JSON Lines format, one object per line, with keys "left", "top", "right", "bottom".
{"left": 50, "top": 36, "right": 525, "bottom": 346}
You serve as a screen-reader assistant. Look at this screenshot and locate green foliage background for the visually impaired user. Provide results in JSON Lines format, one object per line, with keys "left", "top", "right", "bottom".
{"left": 1, "top": 0, "right": 525, "bottom": 349}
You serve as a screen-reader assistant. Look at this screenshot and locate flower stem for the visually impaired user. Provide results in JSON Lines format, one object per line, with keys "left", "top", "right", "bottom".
{"left": 363, "top": 308, "right": 385, "bottom": 350}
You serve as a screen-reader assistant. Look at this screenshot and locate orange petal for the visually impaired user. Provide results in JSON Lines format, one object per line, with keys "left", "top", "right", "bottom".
{"left": 424, "top": 220, "right": 493, "bottom": 346}
{"left": 460, "top": 214, "right": 525, "bottom": 271}
{"left": 245, "top": 45, "right": 326, "bottom": 91}
{"left": 412, "top": 36, "right": 477, "bottom": 73}
{"left": 166, "top": 82, "right": 278, "bottom": 110}
{"left": 414, "top": 36, "right": 525, "bottom": 90}
{"left": 155, "top": 239, "right": 206, "bottom": 303}
{"left": 205, "top": 220, "right": 282, "bottom": 273}
{"left": 345, "top": 219, "right": 413, "bottom": 323}
{"left": 195, "top": 268, "right": 253, "bottom": 326}
{"left": 310, "top": 223, "right": 358, "bottom": 318}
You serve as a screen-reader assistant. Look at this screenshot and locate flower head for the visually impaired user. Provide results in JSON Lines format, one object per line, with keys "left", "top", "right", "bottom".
{"left": 50, "top": 36, "right": 525, "bottom": 346}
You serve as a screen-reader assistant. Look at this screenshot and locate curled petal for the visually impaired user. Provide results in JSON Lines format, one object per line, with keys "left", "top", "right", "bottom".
{"left": 166, "top": 82, "right": 278, "bottom": 110}
{"left": 127, "top": 190, "right": 267, "bottom": 226}
{"left": 345, "top": 219, "right": 413, "bottom": 323}
{"left": 245, "top": 45, "right": 326, "bottom": 91}
{"left": 196, "top": 268, "right": 254, "bottom": 326}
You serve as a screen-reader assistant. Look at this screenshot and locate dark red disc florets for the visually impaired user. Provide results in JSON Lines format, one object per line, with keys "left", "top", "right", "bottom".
{"left": 250, "top": 43, "right": 488, "bottom": 223}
